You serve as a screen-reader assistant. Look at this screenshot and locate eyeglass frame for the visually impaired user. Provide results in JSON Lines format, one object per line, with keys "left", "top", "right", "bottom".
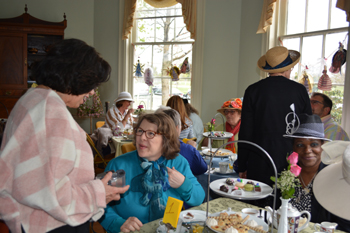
{"left": 224, "top": 109, "right": 238, "bottom": 115}
{"left": 310, "top": 100, "right": 324, "bottom": 106}
{"left": 135, "top": 127, "right": 162, "bottom": 139}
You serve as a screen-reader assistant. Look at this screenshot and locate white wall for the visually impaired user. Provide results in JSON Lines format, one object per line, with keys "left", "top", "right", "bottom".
{"left": 0, "top": 0, "right": 264, "bottom": 132}
{"left": 200, "top": 0, "right": 263, "bottom": 123}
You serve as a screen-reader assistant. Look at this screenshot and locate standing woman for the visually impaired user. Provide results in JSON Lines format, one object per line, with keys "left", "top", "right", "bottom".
{"left": 166, "top": 95, "right": 194, "bottom": 140}
{"left": 0, "top": 39, "right": 129, "bottom": 233}
{"left": 105, "top": 92, "right": 135, "bottom": 134}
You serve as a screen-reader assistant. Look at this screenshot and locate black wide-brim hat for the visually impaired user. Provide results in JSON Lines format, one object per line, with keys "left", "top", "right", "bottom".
{"left": 283, "top": 114, "right": 331, "bottom": 141}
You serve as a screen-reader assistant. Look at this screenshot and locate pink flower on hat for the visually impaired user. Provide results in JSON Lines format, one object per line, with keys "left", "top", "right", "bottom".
{"left": 231, "top": 101, "right": 240, "bottom": 109}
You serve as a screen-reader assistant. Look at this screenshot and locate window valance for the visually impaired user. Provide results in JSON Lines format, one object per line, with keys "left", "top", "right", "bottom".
{"left": 256, "top": 0, "right": 277, "bottom": 34}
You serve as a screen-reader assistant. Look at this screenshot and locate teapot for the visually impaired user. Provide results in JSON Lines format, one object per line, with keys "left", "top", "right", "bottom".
{"left": 266, "top": 203, "right": 311, "bottom": 233}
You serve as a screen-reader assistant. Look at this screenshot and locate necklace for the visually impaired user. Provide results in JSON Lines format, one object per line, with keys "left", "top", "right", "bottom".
{"left": 299, "top": 172, "right": 318, "bottom": 194}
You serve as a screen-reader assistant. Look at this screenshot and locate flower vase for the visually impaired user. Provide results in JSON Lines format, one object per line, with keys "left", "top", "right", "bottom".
{"left": 277, "top": 198, "right": 290, "bottom": 233}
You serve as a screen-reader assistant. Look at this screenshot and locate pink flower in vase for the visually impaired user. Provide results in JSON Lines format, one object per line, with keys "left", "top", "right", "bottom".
{"left": 288, "top": 152, "right": 299, "bottom": 165}
{"left": 290, "top": 164, "right": 301, "bottom": 177}
{"left": 211, "top": 118, "right": 215, "bottom": 125}
{"left": 138, "top": 105, "right": 144, "bottom": 109}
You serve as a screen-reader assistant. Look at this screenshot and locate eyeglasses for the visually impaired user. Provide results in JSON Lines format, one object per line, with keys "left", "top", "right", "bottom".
{"left": 135, "top": 127, "right": 162, "bottom": 139}
{"left": 310, "top": 100, "right": 324, "bottom": 105}
{"left": 224, "top": 110, "right": 236, "bottom": 115}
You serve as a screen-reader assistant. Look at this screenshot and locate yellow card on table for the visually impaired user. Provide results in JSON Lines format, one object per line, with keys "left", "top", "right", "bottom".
{"left": 163, "top": 196, "right": 183, "bottom": 228}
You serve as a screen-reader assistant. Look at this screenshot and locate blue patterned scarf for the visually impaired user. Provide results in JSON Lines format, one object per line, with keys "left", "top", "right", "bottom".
{"left": 131, "top": 156, "right": 170, "bottom": 221}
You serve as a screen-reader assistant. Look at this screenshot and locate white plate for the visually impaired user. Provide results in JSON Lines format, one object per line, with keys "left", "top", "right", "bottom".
{"left": 203, "top": 131, "right": 233, "bottom": 139}
{"left": 202, "top": 148, "right": 234, "bottom": 157}
{"left": 210, "top": 178, "right": 273, "bottom": 200}
{"left": 208, "top": 210, "right": 269, "bottom": 233}
{"left": 214, "top": 168, "right": 236, "bottom": 175}
{"left": 180, "top": 210, "right": 207, "bottom": 223}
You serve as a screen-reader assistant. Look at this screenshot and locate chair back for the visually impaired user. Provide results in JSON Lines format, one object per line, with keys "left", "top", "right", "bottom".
{"left": 121, "top": 142, "right": 136, "bottom": 154}
{"left": 96, "top": 121, "right": 105, "bottom": 129}
{"left": 86, "top": 133, "right": 112, "bottom": 167}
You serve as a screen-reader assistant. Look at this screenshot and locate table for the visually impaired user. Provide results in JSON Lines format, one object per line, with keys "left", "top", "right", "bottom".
{"left": 130, "top": 198, "right": 346, "bottom": 233}
{"left": 110, "top": 137, "right": 133, "bottom": 157}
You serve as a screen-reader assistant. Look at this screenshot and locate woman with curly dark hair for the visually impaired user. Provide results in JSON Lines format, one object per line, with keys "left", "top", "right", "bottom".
{"left": 99, "top": 112, "right": 205, "bottom": 233}
{"left": 0, "top": 39, "right": 129, "bottom": 233}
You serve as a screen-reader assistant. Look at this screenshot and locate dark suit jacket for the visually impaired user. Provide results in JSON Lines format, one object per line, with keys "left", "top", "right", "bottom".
{"left": 238, "top": 75, "right": 312, "bottom": 186}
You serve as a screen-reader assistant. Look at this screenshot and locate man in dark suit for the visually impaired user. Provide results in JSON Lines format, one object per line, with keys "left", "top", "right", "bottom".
{"left": 237, "top": 46, "right": 312, "bottom": 207}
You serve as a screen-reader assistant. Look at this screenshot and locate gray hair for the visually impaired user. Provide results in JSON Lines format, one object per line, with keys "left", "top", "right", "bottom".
{"left": 155, "top": 106, "right": 181, "bottom": 128}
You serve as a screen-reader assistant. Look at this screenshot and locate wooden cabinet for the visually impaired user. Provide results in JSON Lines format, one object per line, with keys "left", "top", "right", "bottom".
{"left": 0, "top": 5, "right": 67, "bottom": 118}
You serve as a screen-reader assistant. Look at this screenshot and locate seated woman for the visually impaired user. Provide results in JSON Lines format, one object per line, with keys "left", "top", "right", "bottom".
{"left": 183, "top": 98, "right": 204, "bottom": 143}
{"left": 156, "top": 107, "right": 208, "bottom": 175}
{"left": 105, "top": 91, "right": 135, "bottom": 134}
{"left": 199, "top": 98, "right": 242, "bottom": 171}
{"left": 166, "top": 95, "right": 195, "bottom": 141}
{"left": 284, "top": 114, "right": 350, "bottom": 231}
{"left": 99, "top": 112, "right": 205, "bottom": 233}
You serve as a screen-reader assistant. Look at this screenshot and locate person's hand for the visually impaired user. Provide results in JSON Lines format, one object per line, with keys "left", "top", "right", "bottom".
{"left": 127, "top": 108, "right": 135, "bottom": 115}
{"left": 120, "top": 216, "right": 143, "bottom": 232}
{"left": 186, "top": 140, "right": 197, "bottom": 148}
{"left": 101, "top": 172, "right": 130, "bottom": 204}
{"left": 167, "top": 167, "right": 185, "bottom": 188}
{"left": 239, "top": 171, "right": 247, "bottom": 179}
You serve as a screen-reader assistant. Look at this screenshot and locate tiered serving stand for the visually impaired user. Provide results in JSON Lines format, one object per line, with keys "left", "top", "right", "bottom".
{"left": 203, "top": 132, "right": 278, "bottom": 233}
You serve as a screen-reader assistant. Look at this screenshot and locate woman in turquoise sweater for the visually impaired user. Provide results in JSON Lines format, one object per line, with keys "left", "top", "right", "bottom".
{"left": 99, "top": 113, "right": 205, "bottom": 233}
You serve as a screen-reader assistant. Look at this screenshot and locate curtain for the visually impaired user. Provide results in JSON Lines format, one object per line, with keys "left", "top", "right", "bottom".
{"left": 336, "top": 0, "right": 350, "bottom": 22}
{"left": 122, "top": 0, "right": 196, "bottom": 40}
{"left": 122, "top": 0, "right": 137, "bottom": 40}
{"left": 256, "top": 0, "right": 277, "bottom": 34}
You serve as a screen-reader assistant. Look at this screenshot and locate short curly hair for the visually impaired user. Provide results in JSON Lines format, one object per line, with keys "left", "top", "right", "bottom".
{"left": 33, "top": 38, "right": 111, "bottom": 95}
{"left": 133, "top": 112, "right": 180, "bottom": 160}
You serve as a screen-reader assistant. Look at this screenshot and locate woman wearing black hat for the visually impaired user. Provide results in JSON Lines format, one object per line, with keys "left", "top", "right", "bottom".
{"left": 284, "top": 114, "right": 350, "bottom": 231}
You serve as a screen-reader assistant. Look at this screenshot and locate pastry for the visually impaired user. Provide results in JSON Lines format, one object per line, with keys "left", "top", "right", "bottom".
{"left": 235, "top": 182, "right": 244, "bottom": 189}
{"left": 244, "top": 183, "right": 254, "bottom": 192}
{"left": 226, "top": 178, "right": 235, "bottom": 185}
{"left": 254, "top": 183, "right": 261, "bottom": 192}
{"left": 246, "top": 181, "right": 255, "bottom": 185}
{"left": 220, "top": 185, "right": 229, "bottom": 192}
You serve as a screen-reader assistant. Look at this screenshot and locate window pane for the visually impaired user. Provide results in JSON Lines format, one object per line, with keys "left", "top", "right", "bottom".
{"left": 287, "top": 0, "right": 306, "bottom": 34}
{"left": 325, "top": 31, "right": 347, "bottom": 84}
{"left": 301, "top": 35, "right": 323, "bottom": 67}
{"left": 283, "top": 38, "right": 301, "bottom": 80}
{"left": 134, "top": 0, "right": 192, "bottom": 110}
{"left": 307, "top": 0, "right": 329, "bottom": 32}
{"left": 330, "top": 0, "right": 349, "bottom": 28}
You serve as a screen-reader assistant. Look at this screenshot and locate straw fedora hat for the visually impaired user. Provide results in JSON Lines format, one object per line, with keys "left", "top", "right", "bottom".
{"left": 217, "top": 98, "right": 242, "bottom": 115}
{"left": 283, "top": 114, "right": 331, "bottom": 141}
{"left": 313, "top": 141, "right": 350, "bottom": 221}
{"left": 114, "top": 91, "right": 134, "bottom": 103}
{"left": 257, "top": 46, "right": 300, "bottom": 73}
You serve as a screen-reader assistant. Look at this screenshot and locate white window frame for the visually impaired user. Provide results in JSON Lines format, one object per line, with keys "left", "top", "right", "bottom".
{"left": 117, "top": 0, "right": 205, "bottom": 114}
{"left": 263, "top": 0, "right": 350, "bottom": 132}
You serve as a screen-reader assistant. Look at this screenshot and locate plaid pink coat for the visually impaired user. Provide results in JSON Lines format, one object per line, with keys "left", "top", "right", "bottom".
{"left": 0, "top": 88, "right": 106, "bottom": 233}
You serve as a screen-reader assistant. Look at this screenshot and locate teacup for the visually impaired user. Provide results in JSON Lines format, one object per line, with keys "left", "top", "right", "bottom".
{"left": 241, "top": 208, "right": 259, "bottom": 216}
{"left": 314, "top": 222, "right": 338, "bottom": 233}
{"left": 219, "top": 162, "right": 229, "bottom": 173}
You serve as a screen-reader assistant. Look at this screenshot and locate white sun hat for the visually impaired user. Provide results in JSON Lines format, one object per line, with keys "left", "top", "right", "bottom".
{"left": 114, "top": 91, "right": 134, "bottom": 103}
{"left": 313, "top": 141, "right": 350, "bottom": 221}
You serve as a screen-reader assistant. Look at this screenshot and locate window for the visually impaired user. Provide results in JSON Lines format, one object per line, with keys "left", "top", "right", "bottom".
{"left": 276, "top": 0, "right": 348, "bottom": 124}
{"left": 131, "top": 1, "right": 194, "bottom": 110}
